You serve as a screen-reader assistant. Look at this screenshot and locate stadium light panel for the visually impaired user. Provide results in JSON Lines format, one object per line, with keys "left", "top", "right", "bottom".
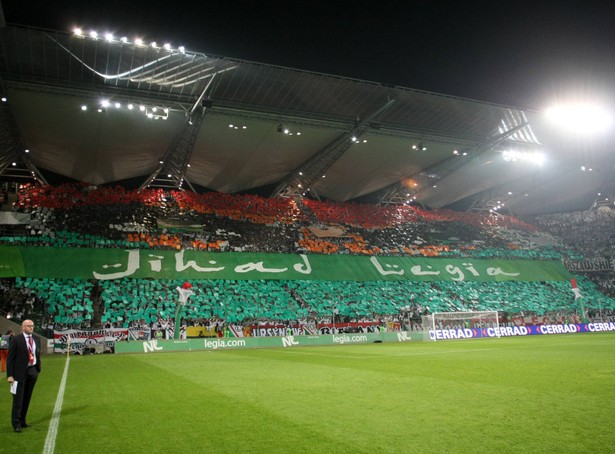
{"left": 546, "top": 103, "right": 613, "bottom": 134}
{"left": 502, "top": 150, "right": 545, "bottom": 165}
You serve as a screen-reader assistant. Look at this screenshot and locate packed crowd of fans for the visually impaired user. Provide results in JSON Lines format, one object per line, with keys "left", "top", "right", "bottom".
{"left": 0, "top": 183, "right": 613, "bottom": 335}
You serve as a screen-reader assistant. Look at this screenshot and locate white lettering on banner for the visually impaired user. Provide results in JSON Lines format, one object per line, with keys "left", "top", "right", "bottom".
{"left": 370, "top": 257, "right": 404, "bottom": 276}
{"left": 94, "top": 250, "right": 316, "bottom": 278}
{"left": 332, "top": 335, "right": 368, "bottom": 344}
{"left": 292, "top": 254, "right": 312, "bottom": 274}
{"left": 445, "top": 264, "right": 465, "bottom": 281}
{"left": 93, "top": 249, "right": 140, "bottom": 279}
{"left": 147, "top": 254, "right": 164, "bottom": 272}
{"left": 486, "top": 267, "right": 520, "bottom": 277}
{"left": 588, "top": 322, "right": 615, "bottom": 332}
{"left": 372, "top": 258, "right": 522, "bottom": 279}
{"left": 89, "top": 249, "right": 544, "bottom": 281}
{"left": 539, "top": 324, "right": 579, "bottom": 335}
{"left": 281, "top": 336, "right": 299, "bottom": 348}
{"left": 462, "top": 263, "right": 480, "bottom": 276}
{"left": 410, "top": 265, "right": 440, "bottom": 276}
{"left": 235, "top": 262, "right": 287, "bottom": 273}
{"left": 486, "top": 326, "right": 529, "bottom": 337}
{"left": 175, "top": 250, "right": 225, "bottom": 273}
{"left": 203, "top": 339, "right": 246, "bottom": 349}
{"left": 429, "top": 329, "right": 473, "bottom": 340}
{"left": 397, "top": 332, "right": 411, "bottom": 342}
{"left": 143, "top": 340, "right": 163, "bottom": 353}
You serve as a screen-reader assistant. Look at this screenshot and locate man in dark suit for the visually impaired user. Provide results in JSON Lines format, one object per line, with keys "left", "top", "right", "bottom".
{"left": 7, "top": 319, "right": 41, "bottom": 433}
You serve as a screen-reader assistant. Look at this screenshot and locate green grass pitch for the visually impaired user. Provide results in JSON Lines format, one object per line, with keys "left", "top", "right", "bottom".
{"left": 2, "top": 333, "right": 614, "bottom": 453}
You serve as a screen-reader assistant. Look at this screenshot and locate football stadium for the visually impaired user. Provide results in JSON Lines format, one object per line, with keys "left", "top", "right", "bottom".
{"left": 0, "top": 3, "right": 614, "bottom": 453}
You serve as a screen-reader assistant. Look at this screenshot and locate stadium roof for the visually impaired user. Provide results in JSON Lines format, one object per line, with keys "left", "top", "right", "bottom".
{"left": 1, "top": 24, "right": 614, "bottom": 216}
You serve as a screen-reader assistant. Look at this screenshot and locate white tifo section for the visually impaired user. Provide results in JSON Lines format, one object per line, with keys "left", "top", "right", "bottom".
{"left": 43, "top": 356, "right": 70, "bottom": 454}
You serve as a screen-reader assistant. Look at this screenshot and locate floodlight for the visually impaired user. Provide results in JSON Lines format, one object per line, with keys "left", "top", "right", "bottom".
{"left": 74, "top": 28, "right": 83, "bottom": 36}
{"left": 120, "top": 37, "right": 128, "bottom": 43}
{"left": 81, "top": 105, "right": 87, "bottom": 111}
{"left": 135, "top": 38, "right": 144, "bottom": 46}
{"left": 89, "top": 31, "right": 98, "bottom": 39}
{"left": 105, "top": 33, "right": 114, "bottom": 42}
{"left": 502, "top": 150, "right": 544, "bottom": 165}
{"left": 100, "top": 100, "right": 110, "bottom": 108}
{"left": 178, "top": 46, "right": 185, "bottom": 53}
{"left": 546, "top": 103, "right": 613, "bottom": 134}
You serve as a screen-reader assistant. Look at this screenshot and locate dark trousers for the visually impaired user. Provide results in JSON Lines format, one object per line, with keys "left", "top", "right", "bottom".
{"left": 12, "top": 366, "right": 38, "bottom": 429}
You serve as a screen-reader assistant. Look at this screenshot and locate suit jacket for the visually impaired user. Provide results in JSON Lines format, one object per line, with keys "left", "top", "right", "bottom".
{"left": 7, "top": 334, "right": 41, "bottom": 380}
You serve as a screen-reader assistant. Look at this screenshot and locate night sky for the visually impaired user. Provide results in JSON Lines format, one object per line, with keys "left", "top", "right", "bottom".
{"left": 3, "top": 0, "right": 615, "bottom": 109}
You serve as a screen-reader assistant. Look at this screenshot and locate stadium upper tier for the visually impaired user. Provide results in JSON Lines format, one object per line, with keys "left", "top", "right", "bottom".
{"left": 1, "top": 183, "right": 577, "bottom": 260}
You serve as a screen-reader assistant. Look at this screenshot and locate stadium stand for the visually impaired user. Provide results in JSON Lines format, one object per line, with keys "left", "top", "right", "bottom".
{"left": 1, "top": 183, "right": 614, "bottom": 344}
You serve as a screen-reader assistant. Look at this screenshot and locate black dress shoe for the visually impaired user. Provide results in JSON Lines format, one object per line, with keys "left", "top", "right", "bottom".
{"left": 14, "top": 427, "right": 21, "bottom": 433}
{"left": 21, "top": 423, "right": 30, "bottom": 428}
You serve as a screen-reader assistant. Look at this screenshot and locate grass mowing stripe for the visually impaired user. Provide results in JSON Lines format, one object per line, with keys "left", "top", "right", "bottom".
{"left": 42, "top": 355, "right": 70, "bottom": 454}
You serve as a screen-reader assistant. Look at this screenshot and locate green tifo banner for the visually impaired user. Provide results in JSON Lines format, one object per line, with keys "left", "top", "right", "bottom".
{"left": 0, "top": 245, "right": 573, "bottom": 282}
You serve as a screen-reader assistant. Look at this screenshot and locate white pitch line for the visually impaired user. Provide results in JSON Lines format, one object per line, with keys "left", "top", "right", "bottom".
{"left": 43, "top": 355, "right": 70, "bottom": 454}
